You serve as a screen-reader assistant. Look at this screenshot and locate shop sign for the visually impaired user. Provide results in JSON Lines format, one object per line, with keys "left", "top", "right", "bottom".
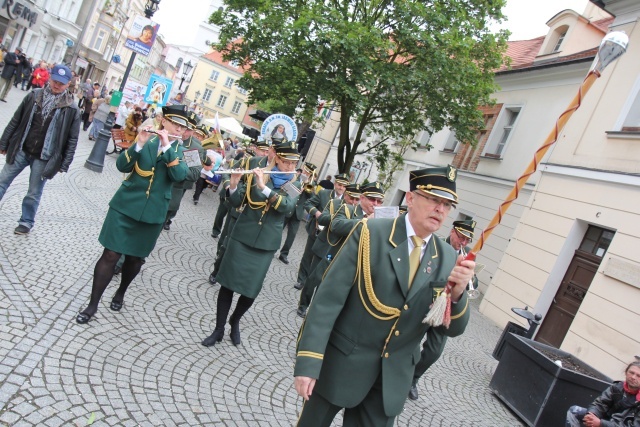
{"left": 0, "top": 0, "right": 43, "bottom": 32}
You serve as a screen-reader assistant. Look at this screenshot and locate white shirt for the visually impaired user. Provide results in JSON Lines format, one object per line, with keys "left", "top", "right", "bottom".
{"left": 405, "top": 214, "right": 431, "bottom": 262}
{"left": 115, "top": 105, "right": 131, "bottom": 126}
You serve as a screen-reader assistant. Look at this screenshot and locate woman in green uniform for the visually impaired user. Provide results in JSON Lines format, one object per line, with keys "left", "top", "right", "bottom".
{"left": 76, "top": 105, "right": 190, "bottom": 324}
{"left": 201, "top": 141, "right": 301, "bottom": 347}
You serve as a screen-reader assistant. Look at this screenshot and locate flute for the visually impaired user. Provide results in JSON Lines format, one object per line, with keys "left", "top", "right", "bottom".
{"left": 216, "top": 169, "right": 289, "bottom": 174}
{"left": 142, "top": 128, "right": 183, "bottom": 140}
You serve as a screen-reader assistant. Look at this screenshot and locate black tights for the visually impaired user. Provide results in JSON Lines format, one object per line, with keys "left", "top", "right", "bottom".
{"left": 214, "top": 286, "right": 255, "bottom": 330}
{"left": 81, "top": 249, "right": 144, "bottom": 316}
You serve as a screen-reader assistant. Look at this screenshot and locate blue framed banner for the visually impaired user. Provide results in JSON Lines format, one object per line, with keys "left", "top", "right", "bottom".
{"left": 144, "top": 74, "right": 173, "bottom": 106}
{"left": 124, "top": 15, "right": 160, "bottom": 57}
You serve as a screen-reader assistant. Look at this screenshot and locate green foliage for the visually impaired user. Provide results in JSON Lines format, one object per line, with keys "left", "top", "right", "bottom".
{"left": 211, "top": 0, "right": 509, "bottom": 172}
{"left": 374, "top": 139, "right": 421, "bottom": 192}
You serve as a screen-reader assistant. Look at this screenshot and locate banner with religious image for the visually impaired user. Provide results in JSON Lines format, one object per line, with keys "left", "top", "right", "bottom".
{"left": 144, "top": 74, "right": 173, "bottom": 107}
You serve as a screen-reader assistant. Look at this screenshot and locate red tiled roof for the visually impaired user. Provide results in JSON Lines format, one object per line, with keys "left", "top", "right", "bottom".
{"left": 590, "top": 17, "right": 614, "bottom": 33}
{"left": 497, "top": 36, "right": 545, "bottom": 72}
{"left": 202, "top": 50, "right": 250, "bottom": 74}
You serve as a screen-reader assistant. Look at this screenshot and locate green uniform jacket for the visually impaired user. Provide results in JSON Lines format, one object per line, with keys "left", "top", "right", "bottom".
{"left": 109, "top": 137, "right": 188, "bottom": 224}
{"left": 174, "top": 136, "right": 207, "bottom": 189}
{"left": 294, "top": 216, "right": 470, "bottom": 417}
{"left": 311, "top": 198, "right": 345, "bottom": 258}
{"left": 228, "top": 167, "right": 301, "bottom": 251}
{"left": 304, "top": 188, "right": 340, "bottom": 236}
{"left": 291, "top": 184, "right": 313, "bottom": 220}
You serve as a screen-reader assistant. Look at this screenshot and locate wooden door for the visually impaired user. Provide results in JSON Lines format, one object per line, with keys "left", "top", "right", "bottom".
{"left": 535, "top": 251, "right": 599, "bottom": 348}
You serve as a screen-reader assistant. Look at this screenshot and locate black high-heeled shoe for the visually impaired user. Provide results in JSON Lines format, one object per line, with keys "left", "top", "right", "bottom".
{"left": 229, "top": 317, "right": 241, "bottom": 346}
{"left": 110, "top": 300, "right": 123, "bottom": 311}
{"left": 76, "top": 312, "right": 93, "bottom": 324}
{"left": 201, "top": 328, "right": 225, "bottom": 347}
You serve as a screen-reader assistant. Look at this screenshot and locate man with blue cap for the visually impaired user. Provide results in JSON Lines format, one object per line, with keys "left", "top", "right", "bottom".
{"left": 0, "top": 64, "right": 81, "bottom": 235}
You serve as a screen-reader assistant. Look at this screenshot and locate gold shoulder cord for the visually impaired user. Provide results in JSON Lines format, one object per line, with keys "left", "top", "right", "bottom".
{"left": 326, "top": 203, "right": 351, "bottom": 247}
{"left": 356, "top": 220, "right": 403, "bottom": 356}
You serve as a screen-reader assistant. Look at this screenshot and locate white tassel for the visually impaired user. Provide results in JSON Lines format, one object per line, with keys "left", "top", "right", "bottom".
{"left": 424, "top": 292, "right": 448, "bottom": 326}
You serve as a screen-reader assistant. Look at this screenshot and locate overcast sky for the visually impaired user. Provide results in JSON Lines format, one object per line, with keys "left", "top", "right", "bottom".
{"left": 153, "top": 0, "right": 592, "bottom": 46}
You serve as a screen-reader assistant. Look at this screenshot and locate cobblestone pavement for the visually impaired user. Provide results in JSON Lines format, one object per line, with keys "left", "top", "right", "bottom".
{"left": 0, "top": 87, "right": 525, "bottom": 426}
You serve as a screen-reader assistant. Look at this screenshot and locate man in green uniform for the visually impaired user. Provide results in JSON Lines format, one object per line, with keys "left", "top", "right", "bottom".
{"left": 408, "top": 218, "right": 477, "bottom": 400}
{"left": 296, "top": 182, "right": 361, "bottom": 317}
{"left": 294, "top": 166, "right": 476, "bottom": 427}
{"left": 163, "top": 112, "right": 213, "bottom": 230}
{"left": 278, "top": 162, "right": 317, "bottom": 264}
{"left": 294, "top": 173, "right": 349, "bottom": 290}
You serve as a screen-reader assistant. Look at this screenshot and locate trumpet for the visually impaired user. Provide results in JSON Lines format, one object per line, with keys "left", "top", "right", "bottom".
{"left": 304, "top": 183, "right": 315, "bottom": 193}
{"left": 216, "top": 168, "right": 287, "bottom": 175}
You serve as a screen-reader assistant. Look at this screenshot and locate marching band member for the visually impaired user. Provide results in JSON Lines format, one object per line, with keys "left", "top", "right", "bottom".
{"left": 76, "top": 105, "right": 190, "bottom": 324}
{"left": 201, "top": 141, "right": 302, "bottom": 347}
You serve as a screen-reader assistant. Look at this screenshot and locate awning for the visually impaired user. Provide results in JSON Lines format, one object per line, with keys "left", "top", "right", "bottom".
{"left": 204, "top": 116, "right": 245, "bottom": 138}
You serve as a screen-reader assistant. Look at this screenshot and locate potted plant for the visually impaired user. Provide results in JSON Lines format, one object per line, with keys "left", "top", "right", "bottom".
{"left": 490, "top": 333, "right": 612, "bottom": 427}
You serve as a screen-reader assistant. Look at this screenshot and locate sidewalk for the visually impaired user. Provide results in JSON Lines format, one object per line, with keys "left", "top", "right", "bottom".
{"left": 0, "top": 87, "right": 524, "bottom": 426}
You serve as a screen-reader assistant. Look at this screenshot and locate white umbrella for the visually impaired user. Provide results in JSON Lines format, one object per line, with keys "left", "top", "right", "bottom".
{"left": 204, "top": 116, "right": 245, "bottom": 138}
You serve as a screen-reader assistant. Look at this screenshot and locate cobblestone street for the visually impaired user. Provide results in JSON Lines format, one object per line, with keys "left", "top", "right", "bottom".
{"left": 0, "top": 88, "right": 524, "bottom": 426}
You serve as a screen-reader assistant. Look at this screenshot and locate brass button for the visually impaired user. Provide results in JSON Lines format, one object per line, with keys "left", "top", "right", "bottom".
{"left": 403, "top": 305, "right": 409, "bottom": 310}
{"left": 384, "top": 352, "right": 389, "bottom": 358}
{"left": 394, "top": 331, "right": 400, "bottom": 336}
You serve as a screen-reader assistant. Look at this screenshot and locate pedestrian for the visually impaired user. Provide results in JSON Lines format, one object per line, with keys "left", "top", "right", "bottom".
{"left": 0, "top": 47, "right": 22, "bottom": 102}
{"left": 123, "top": 107, "right": 143, "bottom": 141}
{"left": 76, "top": 105, "right": 190, "bottom": 324}
{"left": 278, "top": 162, "right": 317, "bottom": 265}
{"left": 0, "top": 64, "right": 80, "bottom": 234}
{"left": 89, "top": 95, "right": 111, "bottom": 141}
{"left": 293, "top": 173, "right": 349, "bottom": 290}
{"left": 30, "top": 61, "right": 49, "bottom": 89}
{"left": 294, "top": 165, "right": 475, "bottom": 427}
{"left": 201, "top": 141, "right": 302, "bottom": 347}
{"left": 408, "top": 218, "right": 479, "bottom": 400}
{"left": 81, "top": 82, "right": 99, "bottom": 130}
{"left": 113, "top": 100, "right": 132, "bottom": 130}
{"left": 78, "top": 78, "right": 91, "bottom": 107}
{"left": 318, "top": 174, "right": 334, "bottom": 190}
{"left": 566, "top": 360, "right": 640, "bottom": 427}
{"left": 18, "top": 56, "right": 32, "bottom": 90}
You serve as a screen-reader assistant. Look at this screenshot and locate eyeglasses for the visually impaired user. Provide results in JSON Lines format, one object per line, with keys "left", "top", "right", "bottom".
{"left": 455, "top": 229, "right": 472, "bottom": 243}
{"left": 364, "top": 195, "right": 383, "bottom": 205}
{"left": 413, "top": 191, "right": 455, "bottom": 210}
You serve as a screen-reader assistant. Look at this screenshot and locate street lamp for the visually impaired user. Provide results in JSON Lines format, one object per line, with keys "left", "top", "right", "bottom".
{"left": 179, "top": 60, "right": 193, "bottom": 90}
{"left": 195, "top": 90, "right": 201, "bottom": 100}
{"left": 85, "top": 0, "right": 162, "bottom": 173}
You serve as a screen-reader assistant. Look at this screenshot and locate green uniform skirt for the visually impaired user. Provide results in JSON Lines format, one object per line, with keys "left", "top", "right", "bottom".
{"left": 98, "top": 208, "right": 163, "bottom": 258}
{"left": 217, "top": 238, "right": 275, "bottom": 299}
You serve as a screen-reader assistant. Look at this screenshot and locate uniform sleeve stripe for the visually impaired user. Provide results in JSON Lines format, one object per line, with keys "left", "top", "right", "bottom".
{"left": 450, "top": 297, "right": 468, "bottom": 320}
{"left": 297, "top": 351, "right": 324, "bottom": 360}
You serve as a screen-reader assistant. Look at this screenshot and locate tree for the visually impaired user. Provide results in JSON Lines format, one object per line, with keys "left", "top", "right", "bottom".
{"left": 211, "top": 0, "right": 509, "bottom": 172}
{"left": 374, "top": 138, "right": 419, "bottom": 192}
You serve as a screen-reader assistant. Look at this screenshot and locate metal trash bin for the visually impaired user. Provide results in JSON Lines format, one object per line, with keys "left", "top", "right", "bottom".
{"left": 492, "top": 306, "right": 542, "bottom": 360}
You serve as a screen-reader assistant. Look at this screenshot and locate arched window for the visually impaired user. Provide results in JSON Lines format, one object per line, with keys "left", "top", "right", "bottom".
{"left": 551, "top": 25, "right": 569, "bottom": 53}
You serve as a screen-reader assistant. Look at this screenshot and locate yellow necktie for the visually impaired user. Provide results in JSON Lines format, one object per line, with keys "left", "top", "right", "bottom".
{"left": 408, "top": 235, "right": 424, "bottom": 288}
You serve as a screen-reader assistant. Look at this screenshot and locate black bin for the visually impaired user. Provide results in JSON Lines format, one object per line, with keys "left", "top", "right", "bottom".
{"left": 492, "top": 321, "right": 527, "bottom": 360}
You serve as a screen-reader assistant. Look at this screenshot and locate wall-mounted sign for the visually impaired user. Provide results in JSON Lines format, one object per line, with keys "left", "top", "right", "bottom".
{"left": 0, "top": 0, "right": 43, "bottom": 32}
{"left": 123, "top": 15, "right": 160, "bottom": 57}
{"left": 65, "top": 39, "right": 74, "bottom": 47}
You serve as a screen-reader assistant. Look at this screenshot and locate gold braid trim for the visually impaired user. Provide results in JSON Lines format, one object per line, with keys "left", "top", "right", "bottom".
{"left": 297, "top": 351, "right": 324, "bottom": 360}
{"left": 133, "top": 162, "right": 155, "bottom": 198}
{"left": 357, "top": 219, "right": 401, "bottom": 321}
{"left": 327, "top": 203, "right": 350, "bottom": 247}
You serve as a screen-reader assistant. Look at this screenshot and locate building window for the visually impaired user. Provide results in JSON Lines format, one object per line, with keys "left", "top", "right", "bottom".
{"left": 442, "top": 131, "right": 459, "bottom": 152}
{"left": 484, "top": 106, "right": 521, "bottom": 158}
{"left": 620, "top": 86, "right": 640, "bottom": 132}
{"left": 216, "top": 95, "right": 228, "bottom": 108}
{"left": 237, "top": 86, "right": 247, "bottom": 95}
{"left": 224, "top": 77, "right": 235, "bottom": 88}
{"left": 209, "top": 70, "right": 219, "bottom": 81}
{"left": 202, "top": 88, "right": 212, "bottom": 101}
{"left": 230, "top": 60, "right": 239, "bottom": 68}
{"left": 92, "top": 29, "right": 107, "bottom": 51}
{"left": 579, "top": 226, "right": 614, "bottom": 258}
{"left": 231, "top": 100, "right": 242, "bottom": 114}
{"left": 553, "top": 31, "right": 566, "bottom": 52}
{"left": 415, "top": 130, "right": 431, "bottom": 147}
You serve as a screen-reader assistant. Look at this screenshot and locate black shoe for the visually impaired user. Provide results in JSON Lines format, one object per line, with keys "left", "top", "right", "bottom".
{"left": 14, "top": 225, "right": 30, "bottom": 235}
{"left": 211, "top": 233, "right": 220, "bottom": 239}
{"left": 208, "top": 272, "right": 217, "bottom": 285}
{"left": 296, "top": 307, "right": 306, "bottom": 318}
{"left": 201, "top": 328, "right": 225, "bottom": 347}
{"left": 0, "top": 99, "right": 6, "bottom": 102}
{"left": 163, "top": 221, "right": 171, "bottom": 231}
{"left": 76, "top": 312, "right": 93, "bottom": 324}
{"left": 110, "top": 301, "right": 123, "bottom": 312}
{"left": 294, "top": 282, "right": 304, "bottom": 290}
{"left": 278, "top": 254, "right": 289, "bottom": 264}
{"left": 229, "top": 318, "right": 241, "bottom": 346}
{"left": 408, "top": 384, "right": 419, "bottom": 401}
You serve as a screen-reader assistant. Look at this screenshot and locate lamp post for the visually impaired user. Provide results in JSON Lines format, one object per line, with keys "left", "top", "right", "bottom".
{"left": 85, "top": 0, "right": 161, "bottom": 173}
{"left": 179, "top": 60, "right": 193, "bottom": 91}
